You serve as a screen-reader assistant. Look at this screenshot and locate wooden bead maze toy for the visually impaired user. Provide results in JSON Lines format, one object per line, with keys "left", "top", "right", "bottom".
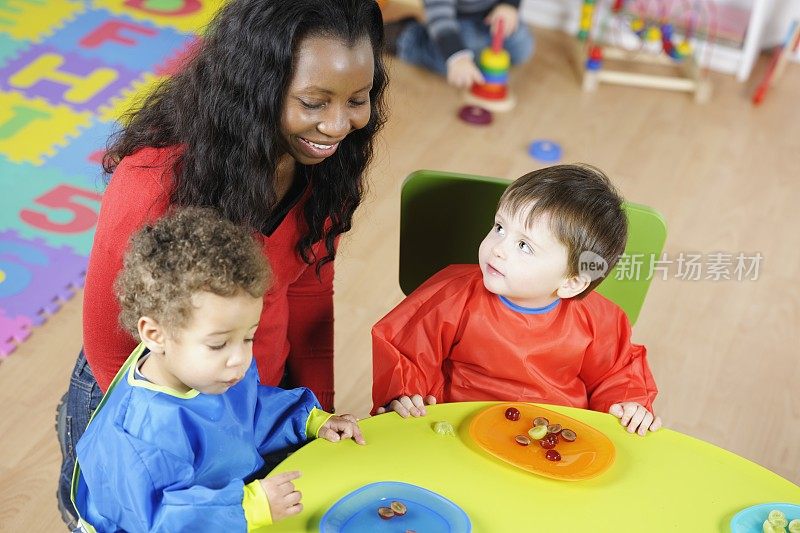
{"left": 573, "top": 0, "right": 714, "bottom": 103}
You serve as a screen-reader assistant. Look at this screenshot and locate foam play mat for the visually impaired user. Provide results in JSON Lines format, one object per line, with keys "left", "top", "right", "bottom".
{"left": 0, "top": 0, "right": 222, "bottom": 357}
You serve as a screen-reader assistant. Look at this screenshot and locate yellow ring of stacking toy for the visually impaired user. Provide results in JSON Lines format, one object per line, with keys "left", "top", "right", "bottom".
{"left": 480, "top": 48, "right": 510, "bottom": 71}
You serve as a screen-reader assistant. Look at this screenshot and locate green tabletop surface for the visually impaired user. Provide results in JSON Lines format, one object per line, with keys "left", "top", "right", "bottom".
{"left": 264, "top": 402, "right": 800, "bottom": 532}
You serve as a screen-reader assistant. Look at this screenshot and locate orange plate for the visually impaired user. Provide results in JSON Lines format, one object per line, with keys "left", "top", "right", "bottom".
{"left": 468, "top": 403, "right": 615, "bottom": 481}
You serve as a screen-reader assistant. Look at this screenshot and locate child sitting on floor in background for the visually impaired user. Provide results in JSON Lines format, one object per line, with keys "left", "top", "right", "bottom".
{"left": 72, "top": 207, "right": 365, "bottom": 532}
{"left": 372, "top": 164, "right": 662, "bottom": 436}
{"left": 388, "top": 0, "right": 534, "bottom": 89}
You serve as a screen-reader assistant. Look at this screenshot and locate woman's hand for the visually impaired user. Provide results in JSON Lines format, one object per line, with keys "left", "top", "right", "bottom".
{"left": 318, "top": 414, "right": 366, "bottom": 445}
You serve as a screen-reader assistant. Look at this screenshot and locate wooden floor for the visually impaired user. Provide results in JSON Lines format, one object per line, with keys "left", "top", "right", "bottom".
{"left": 1, "top": 29, "right": 798, "bottom": 531}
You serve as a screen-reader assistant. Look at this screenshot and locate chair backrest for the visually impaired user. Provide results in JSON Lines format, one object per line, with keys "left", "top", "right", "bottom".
{"left": 399, "top": 170, "right": 668, "bottom": 325}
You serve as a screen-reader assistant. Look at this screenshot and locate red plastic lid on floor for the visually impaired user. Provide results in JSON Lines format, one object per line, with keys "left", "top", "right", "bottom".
{"left": 458, "top": 105, "right": 493, "bottom": 125}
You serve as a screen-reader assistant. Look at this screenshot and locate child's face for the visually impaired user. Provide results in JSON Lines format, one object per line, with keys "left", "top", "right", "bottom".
{"left": 280, "top": 35, "right": 374, "bottom": 165}
{"left": 478, "top": 208, "right": 573, "bottom": 308}
{"left": 153, "top": 290, "right": 263, "bottom": 395}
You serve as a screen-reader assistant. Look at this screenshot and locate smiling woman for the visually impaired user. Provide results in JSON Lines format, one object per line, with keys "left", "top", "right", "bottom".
{"left": 284, "top": 36, "right": 375, "bottom": 165}
{"left": 54, "top": 0, "right": 388, "bottom": 528}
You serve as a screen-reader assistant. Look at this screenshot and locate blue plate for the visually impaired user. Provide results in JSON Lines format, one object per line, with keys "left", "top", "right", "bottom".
{"left": 730, "top": 502, "right": 800, "bottom": 532}
{"left": 319, "top": 481, "right": 471, "bottom": 533}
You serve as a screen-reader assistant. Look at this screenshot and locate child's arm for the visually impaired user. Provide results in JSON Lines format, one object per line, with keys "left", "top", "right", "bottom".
{"left": 422, "top": 0, "right": 463, "bottom": 64}
{"left": 372, "top": 314, "right": 449, "bottom": 416}
{"left": 579, "top": 298, "right": 659, "bottom": 434}
{"left": 421, "top": 0, "right": 484, "bottom": 88}
{"left": 251, "top": 364, "right": 365, "bottom": 449}
{"left": 251, "top": 381, "right": 328, "bottom": 455}
{"left": 249, "top": 415, "right": 365, "bottom": 526}
{"left": 371, "top": 267, "right": 473, "bottom": 415}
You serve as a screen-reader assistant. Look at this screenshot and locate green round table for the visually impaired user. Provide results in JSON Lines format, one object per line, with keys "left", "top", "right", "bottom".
{"left": 264, "top": 402, "right": 799, "bottom": 532}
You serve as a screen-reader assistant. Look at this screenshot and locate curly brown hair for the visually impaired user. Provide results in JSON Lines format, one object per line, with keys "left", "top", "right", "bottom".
{"left": 115, "top": 207, "right": 271, "bottom": 337}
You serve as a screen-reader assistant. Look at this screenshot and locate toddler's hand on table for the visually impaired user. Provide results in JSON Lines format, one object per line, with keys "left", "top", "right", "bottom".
{"left": 376, "top": 394, "right": 437, "bottom": 417}
{"left": 609, "top": 402, "right": 662, "bottom": 436}
{"left": 260, "top": 470, "right": 302, "bottom": 522}
{"left": 319, "top": 414, "right": 366, "bottom": 445}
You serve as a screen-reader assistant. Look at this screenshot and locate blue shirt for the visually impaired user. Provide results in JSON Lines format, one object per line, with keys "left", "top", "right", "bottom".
{"left": 72, "top": 343, "right": 322, "bottom": 532}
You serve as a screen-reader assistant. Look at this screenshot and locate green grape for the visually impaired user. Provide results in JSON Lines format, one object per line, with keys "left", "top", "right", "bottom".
{"left": 528, "top": 425, "right": 548, "bottom": 440}
{"left": 432, "top": 421, "right": 455, "bottom": 436}
{"left": 787, "top": 519, "right": 800, "bottom": 533}
{"left": 763, "top": 520, "right": 783, "bottom": 533}
{"left": 769, "top": 510, "right": 788, "bottom": 528}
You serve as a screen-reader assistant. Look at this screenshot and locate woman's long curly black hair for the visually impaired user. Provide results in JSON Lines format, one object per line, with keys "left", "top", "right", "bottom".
{"left": 104, "top": 0, "right": 388, "bottom": 271}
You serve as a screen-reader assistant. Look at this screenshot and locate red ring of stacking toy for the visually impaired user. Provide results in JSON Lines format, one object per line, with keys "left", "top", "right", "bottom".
{"left": 470, "top": 83, "right": 508, "bottom": 100}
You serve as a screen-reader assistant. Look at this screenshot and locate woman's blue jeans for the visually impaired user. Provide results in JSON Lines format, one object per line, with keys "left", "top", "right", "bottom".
{"left": 57, "top": 350, "right": 103, "bottom": 526}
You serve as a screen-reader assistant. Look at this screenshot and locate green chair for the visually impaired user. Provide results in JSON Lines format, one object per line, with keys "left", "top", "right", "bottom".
{"left": 399, "top": 170, "right": 668, "bottom": 325}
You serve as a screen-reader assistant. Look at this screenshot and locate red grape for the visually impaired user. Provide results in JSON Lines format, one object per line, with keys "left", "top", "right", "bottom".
{"left": 545, "top": 449, "right": 562, "bottom": 461}
{"left": 540, "top": 435, "right": 557, "bottom": 449}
